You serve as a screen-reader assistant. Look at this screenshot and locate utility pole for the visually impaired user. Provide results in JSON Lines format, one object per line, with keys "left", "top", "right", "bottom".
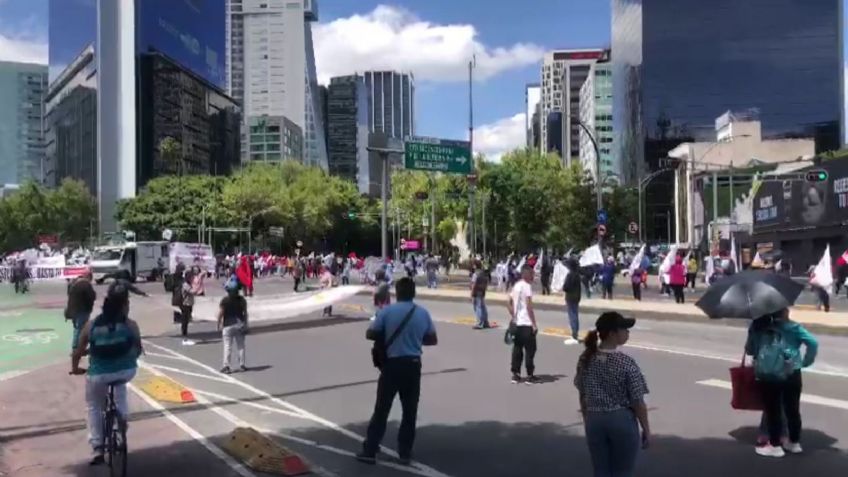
{"left": 468, "top": 57, "right": 476, "bottom": 260}
{"left": 367, "top": 146, "right": 404, "bottom": 260}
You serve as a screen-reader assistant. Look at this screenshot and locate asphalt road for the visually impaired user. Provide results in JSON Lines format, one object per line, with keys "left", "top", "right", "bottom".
{"left": 7, "top": 277, "right": 848, "bottom": 476}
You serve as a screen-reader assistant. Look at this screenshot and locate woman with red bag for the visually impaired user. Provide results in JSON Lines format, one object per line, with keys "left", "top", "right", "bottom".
{"left": 745, "top": 309, "right": 818, "bottom": 458}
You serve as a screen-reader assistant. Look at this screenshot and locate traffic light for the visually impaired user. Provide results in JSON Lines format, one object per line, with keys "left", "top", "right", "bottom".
{"left": 805, "top": 169, "right": 828, "bottom": 182}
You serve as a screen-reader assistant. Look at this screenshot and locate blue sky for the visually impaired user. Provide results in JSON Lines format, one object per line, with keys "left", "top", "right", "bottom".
{"left": 2, "top": 1, "right": 845, "bottom": 157}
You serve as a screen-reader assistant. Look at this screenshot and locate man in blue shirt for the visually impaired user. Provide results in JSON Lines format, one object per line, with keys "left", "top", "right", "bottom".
{"left": 357, "top": 277, "right": 437, "bottom": 466}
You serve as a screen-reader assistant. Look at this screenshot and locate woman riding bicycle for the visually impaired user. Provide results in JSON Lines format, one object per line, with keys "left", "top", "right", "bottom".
{"left": 71, "top": 282, "right": 143, "bottom": 466}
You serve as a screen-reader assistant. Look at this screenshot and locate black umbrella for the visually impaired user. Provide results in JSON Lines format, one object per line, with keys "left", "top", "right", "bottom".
{"left": 695, "top": 270, "right": 805, "bottom": 319}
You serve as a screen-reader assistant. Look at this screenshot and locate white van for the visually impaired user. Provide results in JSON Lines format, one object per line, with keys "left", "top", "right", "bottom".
{"left": 90, "top": 241, "right": 169, "bottom": 284}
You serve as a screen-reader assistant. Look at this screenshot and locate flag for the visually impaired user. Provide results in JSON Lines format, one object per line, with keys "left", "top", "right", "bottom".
{"left": 534, "top": 248, "right": 544, "bottom": 274}
{"left": 516, "top": 255, "right": 526, "bottom": 271}
{"left": 551, "top": 261, "right": 569, "bottom": 291}
{"left": 730, "top": 237, "right": 738, "bottom": 273}
{"left": 579, "top": 244, "right": 604, "bottom": 267}
{"left": 751, "top": 252, "right": 764, "bottom": 268}
{"left": 628, "top": 245, "right": 646, "bottom": 276}
{"left": 810, "top": 245, "right": 833, "bottom": 291}
{"left": 705, "top": 254, "right": 715, "bottom": 284}
{"left": 775, "top": 259, "right": 783, "bottom": 273}
{"left": 838, "top": 249, "right": 848, "bottom": 267}
{"left": 660, "top": 245, "right": 678, "bottom": 274}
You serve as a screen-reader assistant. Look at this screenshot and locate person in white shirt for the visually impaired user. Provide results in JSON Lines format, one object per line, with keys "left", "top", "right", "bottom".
{"left": 507, "top": 265, "right": 539, "bottom": 384}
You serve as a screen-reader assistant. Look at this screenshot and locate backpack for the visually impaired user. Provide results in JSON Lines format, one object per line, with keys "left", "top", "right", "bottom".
{"left": 754, "top": 327, "right": 792, "bottom": 382}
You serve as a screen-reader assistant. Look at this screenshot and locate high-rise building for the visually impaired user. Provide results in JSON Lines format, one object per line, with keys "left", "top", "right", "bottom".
{"left": 525, "top": 83, "right": 541, "bottom": 149}
{"left": 0, "top": 61, "right": 48, "bottom": 186}
{"left": 326, "top": 71, "right": 415, "bottom": 195}
{"left": 612, "top": 0, "right": 842, "bottom": 240}
{"left": 578, "top": 61, "right": 615, "bottom": 182}
{"left": 226, "top": 0, "right": 327, "bottom": 169}
{"left": 48, "top": 0, "right": 241, "bottom": 233}
{"left": 327, "top": 75, "right": 369, "bottom": 186}
{"left": 540, "top": 49, "right": 608, "bottom": 163}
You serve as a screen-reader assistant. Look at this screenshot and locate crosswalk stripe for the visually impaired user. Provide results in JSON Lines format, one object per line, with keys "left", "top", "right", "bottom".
{"left": 696, "top": 379, "right": 848, "bottom": 411}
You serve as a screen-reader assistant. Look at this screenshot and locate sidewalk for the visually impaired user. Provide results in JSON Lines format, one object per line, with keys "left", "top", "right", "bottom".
{"left": 0, "top": 362, "right": 242, "bottom": 477}
{"left": 408, "top": 287, "right": 848, "bottom": 336}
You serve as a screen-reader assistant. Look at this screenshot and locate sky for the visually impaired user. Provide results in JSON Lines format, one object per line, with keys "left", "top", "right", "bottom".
{"left": 2, "top": 1, "right": 845, "bottom": 159}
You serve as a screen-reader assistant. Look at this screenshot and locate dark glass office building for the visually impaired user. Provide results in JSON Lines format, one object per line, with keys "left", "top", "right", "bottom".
{"left": 613, "top": 0, "right": 843, "bottom": 240}
{"left": 48, "top": 0, "right": 237, "bottom": 231}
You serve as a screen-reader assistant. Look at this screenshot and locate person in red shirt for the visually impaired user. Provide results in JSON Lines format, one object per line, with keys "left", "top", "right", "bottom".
{"left": 668, "top": 255, "right": 687, "bottom": 304}
{"left": 236, "top": 256, "right": 254, "bottom": 297}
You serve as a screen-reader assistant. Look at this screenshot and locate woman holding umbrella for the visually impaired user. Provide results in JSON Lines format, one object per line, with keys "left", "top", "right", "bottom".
{"left": 696, "top": 270, "right": 818, "bottom": 458}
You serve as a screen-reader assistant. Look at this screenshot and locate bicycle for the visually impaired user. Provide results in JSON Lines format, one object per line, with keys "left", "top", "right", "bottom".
{"left": 102, "top": 380, "right": 129, "bottom": 477}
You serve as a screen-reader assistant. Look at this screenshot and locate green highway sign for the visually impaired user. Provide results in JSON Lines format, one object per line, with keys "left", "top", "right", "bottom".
{"left": 404, "top": 137, "right": 472, "bottom": 174}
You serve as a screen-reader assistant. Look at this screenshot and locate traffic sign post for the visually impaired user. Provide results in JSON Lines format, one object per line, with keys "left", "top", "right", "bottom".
{"left": 404, "top": 137, "right": 472, "bottom": 174}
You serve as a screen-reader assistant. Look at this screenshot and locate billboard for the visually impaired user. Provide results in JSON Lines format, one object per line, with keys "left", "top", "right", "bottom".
{"left": 753, "top": 159, "right": 848, "bottom": 233}
{"left": 136, "top": 0, "right": 226, "bottom": 88}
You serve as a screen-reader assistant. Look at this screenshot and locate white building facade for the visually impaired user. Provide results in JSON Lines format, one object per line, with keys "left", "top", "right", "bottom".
{"left": 226, "top": 0, "right": 327, "bottom": 169}
{"left": 578, "top": 61, "right": 615, "bottom": 183}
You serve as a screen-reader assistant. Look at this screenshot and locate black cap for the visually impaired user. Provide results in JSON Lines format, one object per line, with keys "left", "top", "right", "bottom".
{"left": 595, "top": 312, "right": 635, "bottom": 333}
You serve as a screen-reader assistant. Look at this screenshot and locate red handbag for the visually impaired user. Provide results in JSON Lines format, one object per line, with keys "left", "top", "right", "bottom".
{"left": 729, "top": 351, "right": 764, "bottom": 411}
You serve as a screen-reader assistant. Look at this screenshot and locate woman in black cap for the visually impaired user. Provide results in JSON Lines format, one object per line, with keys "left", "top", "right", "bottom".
{"left": 574, "top": 312, "right": 650, "bottom": 477}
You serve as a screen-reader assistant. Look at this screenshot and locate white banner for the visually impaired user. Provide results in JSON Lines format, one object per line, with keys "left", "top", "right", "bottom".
{"left": 169, "top": 242, "right": 215, "bottom": 274}
{"left": 0, "top": 266, "right": 88, "bottom": 282}
{"left": 551, "top": 261, "right": 569, "bottom": 292}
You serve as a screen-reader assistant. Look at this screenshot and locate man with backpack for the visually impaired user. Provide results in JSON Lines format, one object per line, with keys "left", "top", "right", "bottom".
{"left": 745, "top": 309, "right": 818, "bottom": 458}
{"left": 357, "top": 278, "right": 437, "bottom": 466}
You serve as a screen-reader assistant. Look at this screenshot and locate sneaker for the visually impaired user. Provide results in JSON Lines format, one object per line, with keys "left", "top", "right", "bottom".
{"left": 220, "top": 366, "right": 231, "bottom": 374}
{"left": 511, "top": 374, "right": 521, "bottom": 384}
{"left": 355, "top": 453, "right": 376, "bottom": 465}
{"left": 525, "top": 376, "right": 540, "bottom": 385}
{"left": 239, "top": 365, "right": 248, "bottom": 373}
{"left": 755, "top": 435, "right": 769, "bottom": 447}
{"left": 563, "top": 337, "right": 579, "bottom": 346}
{"left": 89, "top": 447, "right": 105, "bottom": 466}
{"left": 182, "top": 339, "right": 196, "bottom": 346}
{"left": 472, "top": 325, "right": 484, "bottom": 330}
{"left": 755, "top": 444, "right": 785, "bottom": 458}
{"left": 783, "top": 442, "right": 803, "bottom": 454}
{"left": 398, "top": 456, "right": 413, "bottom": 466}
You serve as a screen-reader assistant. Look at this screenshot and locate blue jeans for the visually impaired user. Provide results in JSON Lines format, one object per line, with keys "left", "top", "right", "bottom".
{"left": 566, "top": 301, "right": 579, "bottom": 339}
{"left": 71, "top": 313, "right": 91, "bottom": 350}
{"left": 473, "top": 296, "right": 489, "bottom": 328}
{"left": 427, "top": 272, "right": 437, "bottom": 289}
{"left": 585, "top": 409, "right": 640, "bottom": 477}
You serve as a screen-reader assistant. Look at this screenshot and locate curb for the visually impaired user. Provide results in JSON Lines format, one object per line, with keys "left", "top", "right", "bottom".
{"left": 356, "top": 290, "right": 848, "bottom": 338}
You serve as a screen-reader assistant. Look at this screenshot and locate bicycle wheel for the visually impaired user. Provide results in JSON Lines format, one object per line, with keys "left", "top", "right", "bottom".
{"left": 108, "top": 413, "right": 128, "bottom": 477}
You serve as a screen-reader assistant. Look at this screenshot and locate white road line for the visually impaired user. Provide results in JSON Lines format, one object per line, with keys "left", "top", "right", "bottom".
{"left": 625, "top": 342, "right": 848, "bottom": 380}
{"left": 143, "top": 363, "right": 233, "bottom": 383}
{"left": 696, "top": 379, "right": 848, "bottom": 411}
{"left": 0, "top": 370, "right": 30, "bottom": 382}
{"left": 142, "top": 351, "right": 189, "bottom": 361}
{"left": 127, "top": 381, "right": 256, "bottom": 477}
{"left": 192, "top": 389, "right": 308, "bottom": 419}
{"left": 143, "top": 340, "right": 454, "bottom": 477}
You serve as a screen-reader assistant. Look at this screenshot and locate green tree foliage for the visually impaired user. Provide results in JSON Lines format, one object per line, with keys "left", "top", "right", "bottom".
{"left": 0, "top": 179, "right": 97, "bottom": 251}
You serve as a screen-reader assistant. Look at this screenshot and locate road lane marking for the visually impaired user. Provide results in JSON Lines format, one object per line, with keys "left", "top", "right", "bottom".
{"left": 127, "top": 381, "right": 257, "bottom": 477}
{"left": 143, "top": 351, "right": 190, "bottom": 361}
{"left": 696, "top": 379, "right": 848, "bottom": 411}
{"left": 143, "top": 340, "right": 455, "bottom": 477}
{"left": 192, "top": 389, "right": 309, "bottom": 419}
{"left": 144, "top": 362, "right": 233, "bottom": 383}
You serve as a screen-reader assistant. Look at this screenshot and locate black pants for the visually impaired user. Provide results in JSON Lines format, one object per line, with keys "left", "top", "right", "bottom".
{"left": 632, "top": 283, "right": 641, "bottom": 301}
{"left": 760, "top": 371, "right": 802, "bottom": 446}
{"left": 541, "top": 276, "right": 551, "bottom": 295}
{"left": 294, "top": 277, "right": 301, "bottom": 292}
{"left": 511, "top": 326, "right": 537, "bottom": 377}
{"left": 180, "top": 305, "right": 193, "bottom": 337}
{"left": 363, "top": 357, "right": 422, "bottom": 458}
{"left": 342, "top": 276, "right": 350, "bottom": 285}
{"left": 815, "top": 286, "right": 830, "bottom": 312}
{"left": 602, "top": 283, "right": 613, "bottom": 299}
{"left": 686, "top": 273, "right": 696, "bottom": 289}
{"left": 672, "top": 285, "right": 685, "bottom": 303}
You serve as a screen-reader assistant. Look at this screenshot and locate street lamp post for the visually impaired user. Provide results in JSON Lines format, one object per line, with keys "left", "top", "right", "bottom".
{"left": 367, "top": 146, "right": 404, "bottom": 260}
{"left": 571, "top": 117, "right": 602, "bottom": 213}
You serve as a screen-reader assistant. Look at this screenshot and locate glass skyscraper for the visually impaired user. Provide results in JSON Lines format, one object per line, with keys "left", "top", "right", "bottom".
{"left": 0, "top": 61, "right": 48, "bottom": 186}
{"left": 613, "top": 0, "right": 843, "bottom": 239}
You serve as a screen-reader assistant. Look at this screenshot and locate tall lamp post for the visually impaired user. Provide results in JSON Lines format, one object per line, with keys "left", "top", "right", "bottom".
{"left": 468, "top": 56, "right": 477, "bottom": 260}
{"left": 571, "top": 117, "right": 602, "bottom": 213}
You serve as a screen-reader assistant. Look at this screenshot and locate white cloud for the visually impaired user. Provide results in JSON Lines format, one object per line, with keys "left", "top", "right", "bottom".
{"left": 314, "top": 5, "right": 543, "bottom": 84}
{"left": 474, "top": 112, "right": 527, "bottom": 162}
{"left": 0, "top": 28, "right": 47, "bottom": 65}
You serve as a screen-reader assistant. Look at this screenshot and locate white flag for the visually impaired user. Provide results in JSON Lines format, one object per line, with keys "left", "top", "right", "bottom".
{"left": 517, "top": 255, "right": 526, "bottom": 271}
{"left": 628, "top": 245, "right": 646, "bottom": 276}
{"left": 705, "top": 254, "right": 715, "bottom": 284}
{"left": 660, "top": 245, "right": 678, "bottom": 274}
{"left": 730, "top": 237, "right": 738, "bottom": 273}
{"left": 551, "top": 261, "right": 569, "bottom": 292}
{"left": 534, "top": 248, "right": 544, "bottom": 274}
{"left": 811, "top": 245, "right": 833, "bottom": 291}
{"left": 579, "top": 244, "right": 604, "bottom": 267}
{"left": 775, "top": 259, "right": 783, "bottom": 272}
{"left": 751, "top": 252, "right": 764, "bottom": 268}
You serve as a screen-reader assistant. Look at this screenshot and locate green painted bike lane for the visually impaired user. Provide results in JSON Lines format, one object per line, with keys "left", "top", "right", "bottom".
{"left": 0, "top": 306, "right": 72, "bottom": 377}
